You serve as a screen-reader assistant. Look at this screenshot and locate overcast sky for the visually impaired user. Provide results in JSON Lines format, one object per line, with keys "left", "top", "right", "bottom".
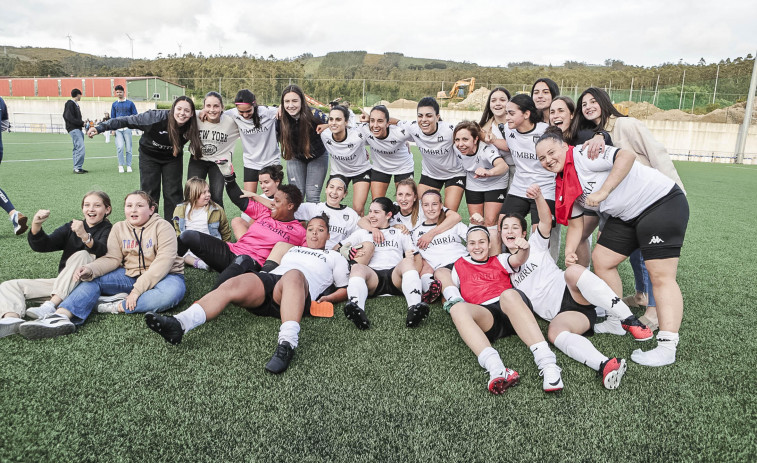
{"left": 2, "top": 0, "right": 755, "bottom": 67}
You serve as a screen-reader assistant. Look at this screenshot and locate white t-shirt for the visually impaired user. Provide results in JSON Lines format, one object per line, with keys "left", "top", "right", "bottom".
{"left": 320, "top": 128, "right": 371, "bottom": 177}
{"left": 451, "top": 254, "right": 516, "bottom": 305}
{"left": 184, "top": 205, "right": 210, "bottom": 234}
{"left": 195, "top": 114, "right": 241, "bottom": 163}
{"left": 508, "top": 230, "right": 566, "bottom": 321}
{"left": 341, "top": 227, "right": 416, "bottom": 271}
{"left": 491, "top": 121, "right": 514, "bottom": 166}
{"left": 504, "top": 122, "right": 555, "bottom": 199}
{"left": 570, "top": 144, "right": 675, "bottom": 222}
{"left": 455, "top": 142, "right": 508, "bottom": 192}
{"left": 357, "top": 123, "right": 415, "bottom": 175}
{"left": 398, "top": 120, "right": 464, "bottom": 179}
{"left": 295, "top": 202, "right": 360, "bottom": 250}
{"left": 226, "top": 106, "right": 280, "bottom": 170}
{"left": 271, "top": 246, "right": 350, "bottom": 300}
{"left": 411, "top": 222, "right": 469, "bottom": 270}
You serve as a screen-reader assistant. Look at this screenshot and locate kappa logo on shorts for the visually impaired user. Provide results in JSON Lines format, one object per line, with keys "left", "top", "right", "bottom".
{"left": 456, "top": 180, "right": 464, "bottom": 186}
{"left": 498, "top": 194, "right": 505, "bottom": 200}
{"left": 649, "top": 236, "right": 665, "bottom": 244}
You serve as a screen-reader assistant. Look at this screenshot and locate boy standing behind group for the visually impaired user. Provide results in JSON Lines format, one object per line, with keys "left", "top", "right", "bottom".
{"left": 110, "top": 85, "right": 138, "bottom": 173}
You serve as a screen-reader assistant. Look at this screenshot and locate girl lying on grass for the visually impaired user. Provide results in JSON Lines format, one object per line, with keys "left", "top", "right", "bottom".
{"left": 0, "top": 191, "right": 112, "bottom": 337}
{"left": 18, "top": 191, "right": 186, "bottom": 340}
{"left": 172, "top": 177, "right": 231, "bottom": 270}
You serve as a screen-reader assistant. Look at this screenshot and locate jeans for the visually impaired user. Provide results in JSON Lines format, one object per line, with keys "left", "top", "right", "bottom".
{"left": 629, "top": 249, "right": 656, "bottom": 306}
{"left": 69, "top": 129, "right": 85, "bottom": 171}
{"left": 60, "top": 268, "right": 185, "bottom": 325}
{"left": 114, "top": 129, "right": 133, "bottom": 167}
{"left": 286, "top": 154, "right": 329, "bottom": 203}
{"left": 139, "top": 151, "right": 184, "bottom": 221}
{"left": 187, "top": 158, "right": 226, "bottom": 207}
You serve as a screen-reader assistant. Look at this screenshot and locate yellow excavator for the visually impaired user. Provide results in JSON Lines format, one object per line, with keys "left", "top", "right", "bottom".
{"left": 437, "top": 78, "right": 476, "bottom": 100}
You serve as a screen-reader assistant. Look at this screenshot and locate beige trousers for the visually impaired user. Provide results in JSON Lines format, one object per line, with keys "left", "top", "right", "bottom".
{"left": 0, "top": 250, "right": 95, "bottom": 317}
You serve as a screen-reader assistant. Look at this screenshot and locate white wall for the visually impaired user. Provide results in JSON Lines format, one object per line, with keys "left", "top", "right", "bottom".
{"left": 6, "top": 99, "right": 157, "bottom": 130}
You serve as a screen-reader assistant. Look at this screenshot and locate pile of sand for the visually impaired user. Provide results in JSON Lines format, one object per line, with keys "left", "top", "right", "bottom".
{"left": 649, "top": 109, "right": 699, "bottom": 122}
{"left": 617, "top": 101, "right": 664, "bottom": 119}
{"left": 376, "top": 100, "right": 391, "bottom": 107}
{"left": 616, "top": 100, "right": 754, "bottom": 125}
{"left": 387, "top": 98, "right": 418, "bottom": 109}
{"left": 448, "top": 87, "right": 490, "bottom": 110}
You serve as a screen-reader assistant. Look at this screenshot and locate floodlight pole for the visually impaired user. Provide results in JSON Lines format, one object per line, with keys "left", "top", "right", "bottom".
{"left": 735, "top": 51, "right": 757, "bottom": 164}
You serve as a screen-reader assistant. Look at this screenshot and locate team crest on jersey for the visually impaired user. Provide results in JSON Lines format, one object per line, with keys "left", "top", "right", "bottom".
{"left": 532, "top": 135, "right": 540, "bottom": 143}
{"left": 347, "top": 143, "right": 354, "bottom": 148}
{"left": 390, "top": 140, "right": 397, "bottom": 145}
{"left": 343, "top": 214, "right": 350, "bottom": 221}
{"left": 438, "top": 136, "right": 444, "bottom": 142}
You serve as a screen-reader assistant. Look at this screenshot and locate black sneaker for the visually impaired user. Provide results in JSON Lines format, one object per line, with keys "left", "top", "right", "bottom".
{"left": 73, "top": 169, "right": 88, "bottom": 174}
{"left": 145, "top": 312, "right": 183, "bottom": 345}
{"left": 343, "top": 301, "right": 370, "bottom": 330}
{"left": 406, "top": 302, "right": 430, "bottom": 328}
{"left": 265, "top": 341, "right": 294, "bottom": 374}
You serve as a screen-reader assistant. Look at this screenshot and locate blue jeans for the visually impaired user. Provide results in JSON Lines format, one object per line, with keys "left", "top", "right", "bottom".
{"left": 114, "top": 129, "right": 133, "bottom": 167}
{"left": 286, "top": 154, "right": 329, "bottom": 203}
{"left": 629, "top": 249, "right": 656, "bottom": 306}
{"left": 60, "top": 268, "right": 186, "bottom": 325}
{"left": 69, "top": 129, "right": 85, "bottom": 171}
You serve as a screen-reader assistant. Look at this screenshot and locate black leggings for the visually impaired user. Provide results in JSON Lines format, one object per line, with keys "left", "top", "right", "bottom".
{"left": 178, "top": 230, "right": 261, "bottom": 288}
{"left": 187, "top": 158, "right": 226, "bottom": 207}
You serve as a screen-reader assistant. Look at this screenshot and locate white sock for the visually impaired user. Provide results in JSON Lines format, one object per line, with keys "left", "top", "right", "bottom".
{"left": 194, "top": 259, "right": 209, "bottom": 270}
{"left": 277, "top": 320, "right": 300, "bottom": 349}
{"left": 553, "top": 330, "right": 608, "bottom": 371}
{"left": 529, "top": 340, "right": 557, "bottom": 370}
{"left": 174, "top": 303, "right": 207, "bottom": 334}
{"left": 443, "top": 286, "right": 462, "bottom": 302}
{"left": 632, "top": 331, "right": 678, "bottom": 366}
{"left": 401, "top": 270, "right": 422, "bottom": 306}
{"left": 40, "top": 300, "right": 56, "bottom": 311}
{"left": 477, "top": 346, "right": 505, "bottom": 375}
{"left": 576, "top": 269, "right": 633, "bottom": 320}
{"left": 421, "top": 273, "right": 434, "bottom": 293}
{"left": 548, "top": 224, "right": 561, "bottom": 262}
{"left": 594, "top": 316, "right": 627, "bottom": 335}
{"left": 347, "top": 277, "right": 369, "bottom": 310}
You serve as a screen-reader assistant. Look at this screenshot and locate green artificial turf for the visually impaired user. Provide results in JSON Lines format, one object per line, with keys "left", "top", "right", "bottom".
{"left": 0, "top": 132, "right": 755, "bottom": 462}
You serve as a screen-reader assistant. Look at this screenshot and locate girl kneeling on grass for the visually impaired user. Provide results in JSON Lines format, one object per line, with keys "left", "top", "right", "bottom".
{"left": 18, "top": 191, "right": 186, "bottom": 340}
{"left": 145, "top": 214, "right": 349, "bottom": 375}
{"left": 339, "top": 197, "right": 427, "bottom": 330}
{"left": 446, "top": 226, "right": 564, "bottom": 394}
{"left": 503, "top": 184, "right": 651, "bottom": 390}
{"left": 536, "top": 126, "right": 689, "bottom": 367}
{"left": 0, "top": 191, "right": 112, "bottom": 337}
{"left": 172, "top": 177, "right": 231, "bottom": 270}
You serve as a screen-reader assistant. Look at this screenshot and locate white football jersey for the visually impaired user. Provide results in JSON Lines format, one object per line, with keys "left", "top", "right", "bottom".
{"left": 398, "top": 120, "right": 464, "bottom": 179}
{"left": 341, "top": 227, "right": 416, "bottom": 271}
{"left": 508, "top": 230, "right": 566, "bottom": 321}
{"left": 295, "top": 202, "right": 360, "bottom": 250}
{"left": 320, "top": 127, "right": 371, "bottom": 177}
{"left": 271, "top": 247, "right": 350, "bottom": 300}
{"left": 491, "top": 121, "right": 515, "bottom": 166}
{"left": 455, "top": 142, "right": 508, "bottom": 192}
{"left": 357, "top": 123, "right": 415, "bottom": 175}
{"left": 411, "top": 222, "right": 469, "bottom": 270}
{"left": 503, "top": 122, "right": 555, "bottom": 199}
{"left": 226, "top": 106, "right": 280, "bottom": 170}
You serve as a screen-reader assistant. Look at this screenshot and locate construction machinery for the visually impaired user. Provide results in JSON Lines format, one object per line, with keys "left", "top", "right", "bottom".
{"left": 437, "top": 78, "right": 476, "bottom": 100}
{"left": 304, "top": 93, "right": 327, "bottom": 108}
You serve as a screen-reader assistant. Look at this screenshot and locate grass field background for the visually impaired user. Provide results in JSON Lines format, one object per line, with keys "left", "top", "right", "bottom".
{"left": 0, "top": 132, "right": 755, "bottom": 462}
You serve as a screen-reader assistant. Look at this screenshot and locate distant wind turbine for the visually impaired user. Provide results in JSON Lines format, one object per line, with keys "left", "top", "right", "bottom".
{"left": 126, "top": 33, "right": 134, "bottom": 59}
{"left": 66, "top": 34, "right": 72, "bottom": 51}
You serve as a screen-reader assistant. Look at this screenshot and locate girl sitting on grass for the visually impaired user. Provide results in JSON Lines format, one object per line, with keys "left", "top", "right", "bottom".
{"left": 0, "top": 191, "right": 112, "bottom": 337}
{"left": 172, "top": 177, "right": 231, "bottom": 270}
{"left": 18, "top": 191, "right": 185, "bottom": 340}
{"left": 231, "top": 164, "right": 283, "bottom": 240}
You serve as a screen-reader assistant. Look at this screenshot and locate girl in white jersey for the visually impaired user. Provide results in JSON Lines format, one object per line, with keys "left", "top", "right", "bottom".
{"left": 392, "top": 97, "right": 466, "bottom": 212}
{"left": 536, "top": 126, "right": 689, "bottom": 367}
{"left": 453, "top": 121, "right": 508, "bottom": 253}
{"left": 231, "top": 164, "right": 283, "bottom": 240}
{"left": 446, "top": 226, "right": 564, "bottom": 394}
{"left": 495, "top": 94, "right": 561, "bottom": 262}
{"left": 503, "top": 184, "right": 654, "bottom": 389}
{"left": 479, "top": 87, "right": 515, "bottom": 190}
{"left": 227, "top": 89, "right": 281, "bottom": 194}
{"left": 411, "top": 190, "right": 468, "bottom": 304}
{"left": 340, "top": 197, "right": 427, "bottom": 330}
{"left": 358, "top": 105, "right": 415, "bottom": 199}
{"left": 295, "top": 176, "right": 359, "bottom": 250}
{"left": 189, "top": 92, "right": 241, "bottom": 208}
{"left": 146, "top": 215, "right": 349, "bottom": 374}
{"left": 320, "top": 105, "right": 372, "bottom": 215}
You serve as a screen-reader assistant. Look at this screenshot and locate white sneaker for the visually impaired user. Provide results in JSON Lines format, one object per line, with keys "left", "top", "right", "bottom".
{"left": 96, "top": 294, "right": 127, "bottom": 313}
{"left": 540, "top": 363, "right": 564, "bottom": 393}
{"left": 0, "top": 317, "right": 24, "bottom": 338}
{"left": 118, "top": 165, "right": 125, "bottom": 173}
{"left": 26, "top": 302, "right": 56, "bottom": 320}
{"left": 18, "top": 314, "right": 76, "bottom": 340}
{"left": 97, "top": 293, "right": 129, "bottom": 303}
{"left": 594, "top": 316, "right": 627, "bottom": 336}
{"left": 126, "top": 166, "right": 133, "bottom": 173}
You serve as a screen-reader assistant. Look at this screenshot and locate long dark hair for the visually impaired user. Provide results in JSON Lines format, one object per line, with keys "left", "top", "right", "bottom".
{"left": 571, "top": 87, "right": 626, "bottom": 140}
{"left": 508, "top": 94, "right": 541, "bottom": 128}
{"left": 168, "top": 96, "right": 202, "bottom": 157}
{"left": 279, "top": 85, "right": 319, "bottom": 161}
{"left": 479, "top": 87, "right": 511, "bottom": 126}
{"left": 235, "top": 89, "right": 260, "bottom": 129}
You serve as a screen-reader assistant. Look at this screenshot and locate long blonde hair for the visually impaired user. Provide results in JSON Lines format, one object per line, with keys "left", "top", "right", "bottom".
{"left": 182, "top": 177, "right": 218, "bottom": 211}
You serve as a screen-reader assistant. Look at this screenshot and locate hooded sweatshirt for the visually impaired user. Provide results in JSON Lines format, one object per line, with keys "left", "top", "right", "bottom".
{"left": 85, "top": 214, "right": 184, "bottom": 296}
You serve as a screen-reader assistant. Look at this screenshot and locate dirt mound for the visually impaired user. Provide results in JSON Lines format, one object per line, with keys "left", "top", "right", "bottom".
{"left": 649, "top": 109, "right": 699, "bottom": 122}
{"left": 448, "top": 87, "right": 490, "bottom": 110}
{"left": 387, "top": 98, "right": 418, "bottom": 109}
{"left": 617, "top": 101, "right": 664, "bottom": 119}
